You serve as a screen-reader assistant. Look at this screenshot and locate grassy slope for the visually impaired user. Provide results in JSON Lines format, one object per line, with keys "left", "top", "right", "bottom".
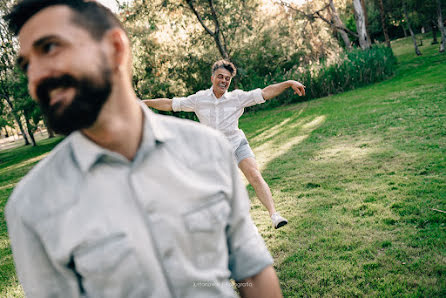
{"left": 0, "top": 137, "right": 63, "bottom": 296}
{"left": 241, "top": 37, "right": 445, "bottom": 296}
{"left": 0, "top": 36, "right": 444, "bottom": 296}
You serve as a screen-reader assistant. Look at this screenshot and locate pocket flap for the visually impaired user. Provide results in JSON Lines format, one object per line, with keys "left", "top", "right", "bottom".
{"left": 74, "top": 233, "right": 131, "bottom": 275}
{"left": 183, "top": 195, "right": 230, "bottom": 233}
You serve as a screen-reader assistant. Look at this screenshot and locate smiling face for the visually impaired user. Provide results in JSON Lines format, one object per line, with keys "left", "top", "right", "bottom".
{"left": 211, "top": 68, "right": 232, "bottom": 98}
{"left": 17, "top": 5, "right": 113, "bottom": 135}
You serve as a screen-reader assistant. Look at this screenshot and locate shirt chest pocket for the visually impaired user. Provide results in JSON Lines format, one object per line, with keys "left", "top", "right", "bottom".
{"left": 183, "top": 195, "right": 231, "bottom": 268}
{"left": 221, "top": 107, "right": 240, "bottom": 128}
{"left": 74, "top": 233, "right": 152, "bottom": 298}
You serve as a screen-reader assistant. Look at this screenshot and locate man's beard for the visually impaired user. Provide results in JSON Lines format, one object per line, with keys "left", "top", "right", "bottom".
{"left": 36, "top": 64, "right": 112, "bottom": 135}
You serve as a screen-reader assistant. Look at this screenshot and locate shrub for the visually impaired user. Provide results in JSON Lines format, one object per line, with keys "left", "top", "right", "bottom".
{"left": 244, "top": 45, "right": 397, "bottom": 112}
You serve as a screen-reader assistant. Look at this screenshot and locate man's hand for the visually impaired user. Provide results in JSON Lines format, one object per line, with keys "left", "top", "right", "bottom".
{"left": 289, "top": 80, "right": 306, "bottom": 96}
{"left": 262, "top": 80, "right": 306, "bottom": 100}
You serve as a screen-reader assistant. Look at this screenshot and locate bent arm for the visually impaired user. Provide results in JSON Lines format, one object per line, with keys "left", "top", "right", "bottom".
{"left": 142, "top": 98, "right": 173, "bottom": 112}
{"left": 238, "top": 265, "right": 282, "bottom": 298}
{"left": 6, "top": 203, "right": 77, "bottom": 296}
{"left": 261, "top": 80, "right": 305, "bottom": 100}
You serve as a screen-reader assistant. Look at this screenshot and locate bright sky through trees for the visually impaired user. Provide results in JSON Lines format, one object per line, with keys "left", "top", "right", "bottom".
{"left": 98, "top": 0, "right": 307, "bottom": 12}
{"left": 97, "top": 0, "right": 126, "bottom": 12}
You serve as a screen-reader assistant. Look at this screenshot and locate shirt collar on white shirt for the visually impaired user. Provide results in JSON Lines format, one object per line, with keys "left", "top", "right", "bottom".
{"left": 210, "top": 86, "right": 228, "bottom": 100}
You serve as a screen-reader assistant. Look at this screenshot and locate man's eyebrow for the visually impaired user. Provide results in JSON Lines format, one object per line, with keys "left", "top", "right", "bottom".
{"left": 32, "top": 35, "right": 59, "bottom": 49}
{"left": 16, "top": 35, "right": 61, "bottom": 70}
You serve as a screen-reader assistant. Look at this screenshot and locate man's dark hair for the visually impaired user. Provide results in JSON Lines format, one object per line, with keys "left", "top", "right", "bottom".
{"left": 212, "top": 60, "right": 236, "bottom": 77}
{"left": 5, "top": 0, "right": 124, "bottom": 39}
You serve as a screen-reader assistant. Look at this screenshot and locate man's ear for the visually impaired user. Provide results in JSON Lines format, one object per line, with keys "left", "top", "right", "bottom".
{"left": 104, "top": 28, "right": 129, "bottom": 72}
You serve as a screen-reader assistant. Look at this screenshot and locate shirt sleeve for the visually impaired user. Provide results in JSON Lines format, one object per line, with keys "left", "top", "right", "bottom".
{"left": 237, "top": 88, "right": 266, "bottom": 108}
{"left": 6, "top": 200, "right": 79, "bottom": 297}
{"left": 225, "top": 146, "right": 274, "bottom": 281}
{"left": 172, "top": 94, "right": 198, "bottom": 112}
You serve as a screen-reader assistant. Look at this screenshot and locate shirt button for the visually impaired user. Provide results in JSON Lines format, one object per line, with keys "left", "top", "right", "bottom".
{"left": 146, "top": 206, "right": 155, "bottom": 214}
{"left": 164, "top": 248, "right": 174, "bottom": 259}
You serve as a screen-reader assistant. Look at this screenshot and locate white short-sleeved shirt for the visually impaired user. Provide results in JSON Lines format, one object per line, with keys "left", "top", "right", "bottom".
{"left": 172, "top": 87, "right": 265, "bottom": 151}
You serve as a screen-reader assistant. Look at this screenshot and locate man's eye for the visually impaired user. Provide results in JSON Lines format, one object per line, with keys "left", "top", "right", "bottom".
{"left": 42, "top": 42, "right": 57, "bottom": 54}
{"left": 21, "top": 62, "right": 29, "bottom": 73}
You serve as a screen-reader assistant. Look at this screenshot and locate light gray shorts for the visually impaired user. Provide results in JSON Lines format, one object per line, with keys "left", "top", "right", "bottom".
{"left": 234, "top": 138, "right": 255, "bottom": 164}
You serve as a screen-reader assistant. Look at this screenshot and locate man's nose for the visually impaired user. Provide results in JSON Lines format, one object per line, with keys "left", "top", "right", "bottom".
{"left": 27, "top": 60, "right": 52, "bottom": 99}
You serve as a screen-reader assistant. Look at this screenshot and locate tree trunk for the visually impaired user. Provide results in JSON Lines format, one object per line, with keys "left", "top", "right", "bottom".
{"left": 403, "top": 1, "right": 422, "bottom": 56}
{"left": 42, "top": 117, "right": 55, "bottom": 138}
{"left": 329, "top": 0, "right": 352, "bottom": 50}
{"left": 186, "top": 0, "right": 230, "bottom": 60}
{"left": 3, "top": 97, "right": 30, "bottom": 145}
{"left": 23, "top": 113, "right": 37, "bottom": 146}
{"left": 361, "top": 0, "right": 372, "bottom": 43}
{"left": 186, "top": 0, "right": 240, "bottom": 88}
{"left": 402, "top": 25, "right": 408, "bottom": 37}
{"left": 437, "top": 0, "right": 445, "bottom": 53}
{"left": 431, "top": 21, "right": 438, "bottom": 44}
{"left": 377, "top": 0, "right": 391, "bottom": 47}
{"left": 353, "top": 0, "right": 371, "bottom": 49}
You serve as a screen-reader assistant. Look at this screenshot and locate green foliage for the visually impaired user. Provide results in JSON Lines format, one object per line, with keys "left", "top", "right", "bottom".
{"left": 124, "top": 0, "right": 343, "bottom": 116}
{"left": 311, "top": 46, "right": 397, "bottom": 95}
{"left": 1, "top": 0, "right": 43, "bottom": 144}
{"left": 244, "top": 45, "right": 397, "bottom": 112}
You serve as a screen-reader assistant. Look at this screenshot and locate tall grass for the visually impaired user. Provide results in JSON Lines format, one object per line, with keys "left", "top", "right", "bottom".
{"left": 307, "top": 46, "right": 397, "bottom": 97}
{"left": 245, "top": 46, "right": 397, "bottom": 111}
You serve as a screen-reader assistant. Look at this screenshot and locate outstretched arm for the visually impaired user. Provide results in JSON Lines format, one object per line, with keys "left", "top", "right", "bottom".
{"left": 142, "top": 98, "right": 173, "bottom": 112}
{"left": 261, "top": 80, "right": 306, "bottom": 100}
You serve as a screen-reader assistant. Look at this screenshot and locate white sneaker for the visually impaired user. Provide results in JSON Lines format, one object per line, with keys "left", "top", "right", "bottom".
{"left": 271, "top": 212, "right": 288, "bottom": 229}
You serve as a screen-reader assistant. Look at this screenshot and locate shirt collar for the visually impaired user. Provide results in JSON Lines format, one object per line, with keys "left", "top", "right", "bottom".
{"left": 210, "top": 86, "right": 228, "bottom": 99}
{"left": 70, "top": 100, "right": 173, "bottom": 173}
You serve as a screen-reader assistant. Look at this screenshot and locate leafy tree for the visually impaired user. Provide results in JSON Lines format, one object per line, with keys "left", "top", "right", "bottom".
{"left": 13, "top": 72, "right": 41, "bottom": 146}
{"left": 376, "top": 0, "right": 391, "bottom": 47}
{"left": 0, "top": 15, "right": 31, "bottom": 145}
{"left": 402, "top": 0, "right": 422, "bottom": 55}
{"left": 0, "top": 0, "right": 47, "bottom": 145}
{"left": 436, "top": 0, "right": 445, "bottom": 52}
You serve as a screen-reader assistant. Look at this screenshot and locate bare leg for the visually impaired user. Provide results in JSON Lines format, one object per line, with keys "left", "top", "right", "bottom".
{"left": 238, "top": 157, "right": 276, "bottom": 216}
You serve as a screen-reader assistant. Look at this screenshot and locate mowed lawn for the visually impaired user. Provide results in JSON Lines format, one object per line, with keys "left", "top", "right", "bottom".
{"left": 0, "top": 36, "right": 445, "bottom": 296}
{"left": 243, "top": 37, "right": 445, "bottom": 296}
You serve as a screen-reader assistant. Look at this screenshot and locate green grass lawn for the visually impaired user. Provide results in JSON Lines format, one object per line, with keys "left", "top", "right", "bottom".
{"left": 0, "top": 36, "right": 445, "bottom": 296}
{"left": 242, "top": 36, "right": 446, "bottom": 296}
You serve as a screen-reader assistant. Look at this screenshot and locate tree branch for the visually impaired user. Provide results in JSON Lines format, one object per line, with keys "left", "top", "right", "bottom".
{"left": 186, "top": 0, "right": 215, "bottom": 36}
{"left": 278, "top": 0, "right": 358, "bottom": 38}
{"left": 208, "top": 0, "right": 229, "bottom": 57}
